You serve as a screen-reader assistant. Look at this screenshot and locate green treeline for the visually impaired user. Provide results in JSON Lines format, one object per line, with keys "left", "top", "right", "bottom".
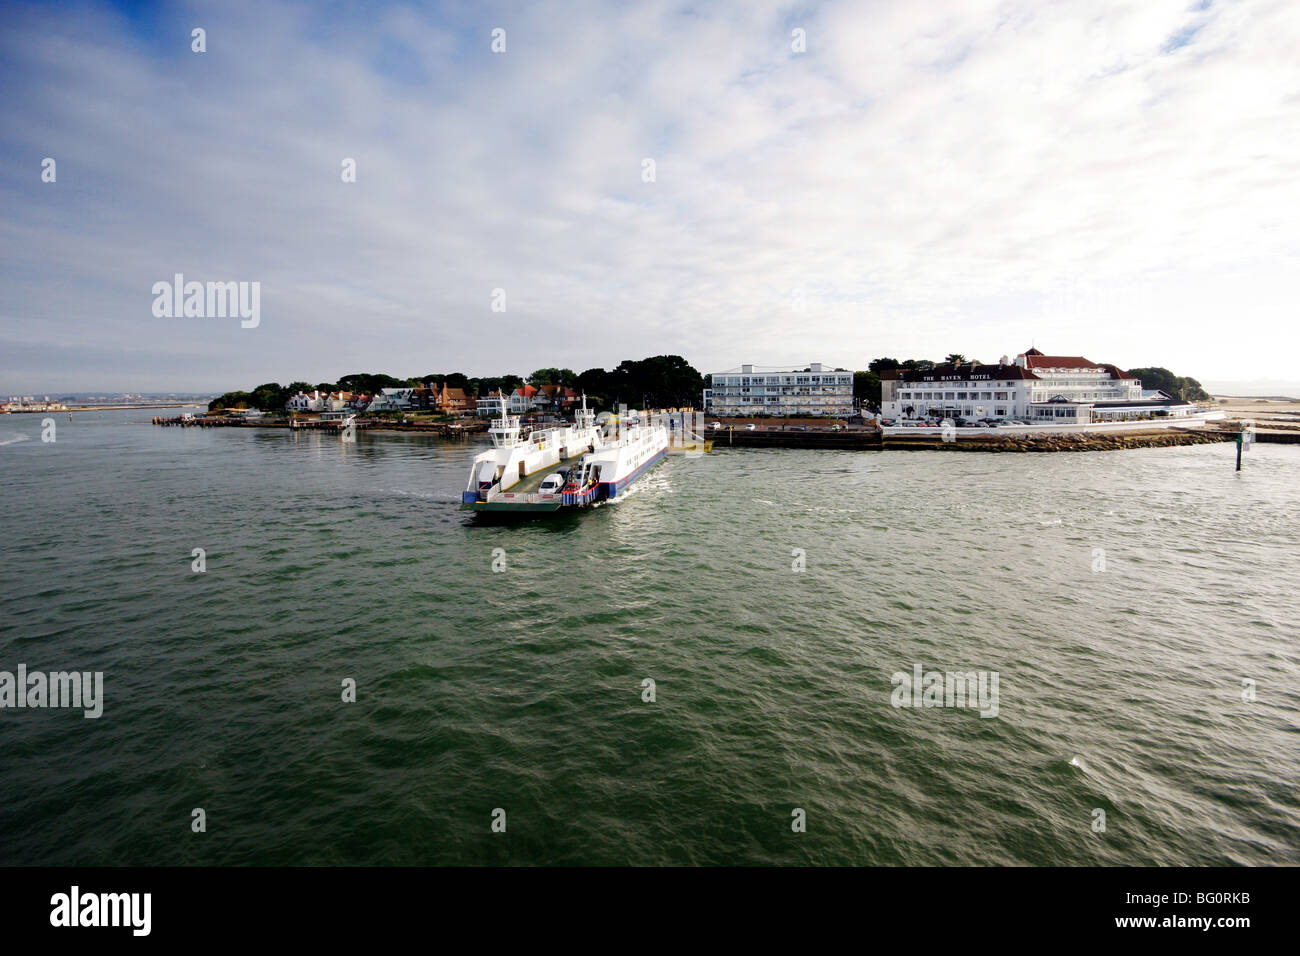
{"left": 208, "top": 355, "right": 706, "bottom": 412}
{"left": 1124, "top": 367, "right": 1210, "bottom": 402}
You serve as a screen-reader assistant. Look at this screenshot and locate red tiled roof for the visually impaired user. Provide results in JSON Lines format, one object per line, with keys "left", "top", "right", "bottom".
{"left": 517, "top": 385, "right": 538, "bottom": 397}
{"left": 1098, "top": 364, "right": 1135, "bottom": 379}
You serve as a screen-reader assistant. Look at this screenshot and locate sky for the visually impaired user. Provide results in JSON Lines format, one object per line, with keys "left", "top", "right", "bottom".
{"left": 2, "top": 0, "right": 1299, "bottom": 394}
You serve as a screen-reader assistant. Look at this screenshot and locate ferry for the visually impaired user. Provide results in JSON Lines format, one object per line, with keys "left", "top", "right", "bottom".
{"left": 560, "top": 414, "right": 669, "bottom": 508}
{"left": 461, "top": 397, "right": 604, "bottom": 512}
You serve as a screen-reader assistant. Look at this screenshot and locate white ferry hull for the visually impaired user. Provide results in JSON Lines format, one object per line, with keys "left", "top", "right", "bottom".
{"left": 562, "top": 424, "right": 669, "bottom": 507}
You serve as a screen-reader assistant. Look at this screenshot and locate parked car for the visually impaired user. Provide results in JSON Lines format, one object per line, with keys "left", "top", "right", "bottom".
{"left": 745, "top": 423, "right": 757, "bottom": 430}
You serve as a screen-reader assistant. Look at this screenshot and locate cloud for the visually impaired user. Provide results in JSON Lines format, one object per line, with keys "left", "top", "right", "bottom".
{"left": 1, "top": 0, "right": 1298, "bottom": 391}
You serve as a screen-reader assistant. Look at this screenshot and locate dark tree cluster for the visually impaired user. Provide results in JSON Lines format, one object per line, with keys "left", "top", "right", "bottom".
{"left": 1125, "top": 367, "right": 1211, "bottom": 402}
{"left": 576, "top": 356, "right": 704, "bottom": 409}
{"left": 206, "top": 356, "right": 706, "bottom": 412}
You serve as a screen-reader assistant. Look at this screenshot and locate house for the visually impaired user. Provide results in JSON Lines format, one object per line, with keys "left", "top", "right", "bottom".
{"left": 322, "top": 391, "right": 354, "bottom": 412}
{"left": 366, "top": 388, "right": 416, "bottom": 412}
{"left": 535, "top": 384, "right": 580, "bottom": 414}
{"left": 555, "top": 386, "right": 579, "bottom": 412}
{"left": 509, "top": 385, "right": 539, "bottom": 413}
{"left": 477, "top": 389, "right": 508, "bottom": 418}
{"left": 436, "top": 383, "right": 472, "bottom": 415}
{"left": 285, "top": 390, "right": 326, "bottom": 413}
{"left": 406, "top": 387, "right": 438, "bottom": 411}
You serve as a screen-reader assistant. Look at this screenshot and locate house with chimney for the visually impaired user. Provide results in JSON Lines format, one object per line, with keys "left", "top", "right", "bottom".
{"left": 285, "top": 389, "right": 326, "bottom": 413}
{"left": 435, "top": 383, "right": 472, "bottom": 415}
{"left": 537, "top": 384, "right": 579, "bottom": 414}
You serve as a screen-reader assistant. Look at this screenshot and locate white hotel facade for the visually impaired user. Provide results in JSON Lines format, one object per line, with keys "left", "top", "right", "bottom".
{"left": 704, "top": 363, "right": 854, "bottom": 417}
{"left": 881, "top": 348, "right": 1200, "bottom": 424}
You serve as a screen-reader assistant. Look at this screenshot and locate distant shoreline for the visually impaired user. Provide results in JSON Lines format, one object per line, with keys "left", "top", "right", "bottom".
{"left": 1212, "top": 394, "right": 1300, "bottom": 402}
{"left": 2, "top": 403, "right": 205, "bottom": 413}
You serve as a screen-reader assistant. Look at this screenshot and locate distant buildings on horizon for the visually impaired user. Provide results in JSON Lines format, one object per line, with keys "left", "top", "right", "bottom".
{"left": 276, "top": 382, "right": 582, "bottom": 418}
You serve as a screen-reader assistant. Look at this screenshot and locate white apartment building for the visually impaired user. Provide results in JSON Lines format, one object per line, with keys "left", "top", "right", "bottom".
{"left": 704, "top": 363, "right": 854, "bottom": 417}
{"left": 881, "top": 348, "right": 1197, "bottom": 423}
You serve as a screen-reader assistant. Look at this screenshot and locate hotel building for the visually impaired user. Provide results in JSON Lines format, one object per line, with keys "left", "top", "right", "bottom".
{"left": 704, "top": 363, "right": 854, "bottom": 418}
{"left": 880, "top": 348, "right": 1199, "bottom": 424}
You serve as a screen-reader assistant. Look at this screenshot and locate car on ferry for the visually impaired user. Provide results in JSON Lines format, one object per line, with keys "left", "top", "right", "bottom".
{"left": 538, "top": 471, "right": 567, "bottom": 495}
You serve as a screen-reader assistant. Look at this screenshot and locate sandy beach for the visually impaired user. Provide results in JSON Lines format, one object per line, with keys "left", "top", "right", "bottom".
{"left": 1213, "top": 396, "right": 1300, "bottom": 434}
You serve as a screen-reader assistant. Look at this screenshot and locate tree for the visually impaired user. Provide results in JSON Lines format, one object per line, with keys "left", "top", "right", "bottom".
{"left": 868, "top": 357, "right": 902, "bottom": 374}
{"left": 575, "top": 367, "right": 611, "bottom": 403}
{"left": 615, "top": 355, "right": 705, "bottom": 408}
{"left": 250, "top": 382, "right": 290, "bottom": 411}
{"left": 1126, "top": 367, "right": 1210, "bottom": 402}
{"left": 419, "top": 372, "right": 471, "bottom": 392}
{"left": 944, "top": 353, "right": 967, "bottom": 366}
{"left": 209, "top": 390, "right": 251, "bottom": 411}
{"left": 527, "top": 368, "right": 576, "bottom": 388}
{"left": 854, "top": 370, "right": 881, "bottom": 408}
{"left": 470, "top": 375, "right": 523, "bottom": 399}
{"left": 336, "top": 373, "right": 407, "bottom": 395}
